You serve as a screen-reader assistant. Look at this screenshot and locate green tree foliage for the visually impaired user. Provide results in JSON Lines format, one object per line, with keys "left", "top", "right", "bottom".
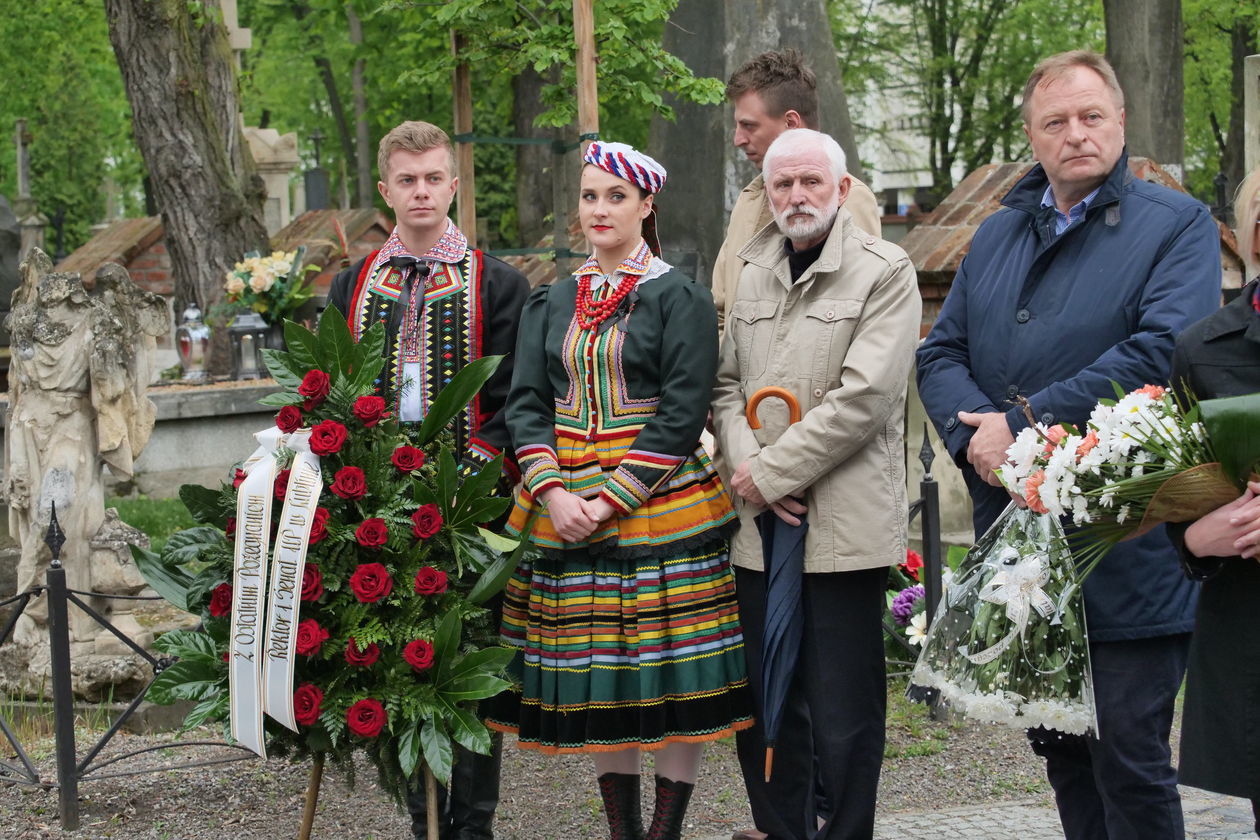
{"left": 239, "top": 0, "right": 721, "bottom": 248}
{"left": 0, "top": 0, "right": 142, "bottom": 253}
{"left": 1183, "top": 0, "right": 1260, "bottom": 201}
{"left": 832, "top": 0, "right": 1105, "bottom": 197}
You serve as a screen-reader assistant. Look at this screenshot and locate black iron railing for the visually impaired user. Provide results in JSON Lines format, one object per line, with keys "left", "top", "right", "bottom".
{"left": 0, "top": 503, "right": 252, "bottom": 831}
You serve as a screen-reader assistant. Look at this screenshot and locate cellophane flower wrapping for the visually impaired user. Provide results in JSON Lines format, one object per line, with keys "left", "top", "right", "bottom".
{"left": 908, "top": 504, "right": 1097, "bottom": 736}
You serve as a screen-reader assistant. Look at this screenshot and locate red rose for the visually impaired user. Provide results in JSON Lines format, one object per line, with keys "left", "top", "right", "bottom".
{"left": 411, "top": 504, "right": 442, "bottom": 539}
{"left": 298, "top": 370, "right": 331, "bottom": 407}
{"left": 901, "top": 549, "right": 924, "bottom": 581}
{"left": 349, "top": 562, "right": 393, "bottom": 603}
{"left": 232, "top": 468, "right": 247, "bottom": 489}
{"left": 225, "top": 516, "right": 237, "bottom": 538}
{"left": 274, "top": 468, "right": 291, "bottom": 501}
{"left": 353, "top": 395, "right": 386, "bottom": 428}
{"left": 392, "top": 445, "right": 426, "bottom": 473}
{"left": 344, "top": 638, "right": 380, "bottom": 667}
{"left": 346, "top": 697, "right": 387, "bottom": 738}
{"left": 355, "top": 518, "right": 389, "bottom": 548}
{"left": 276, "top": 405, "right": 303, "bottom": 434}
{"left": 403, "top": 639, "right": 435, "bottom": 672}
{"left": 300, "top": 564, "right": 323, "bottom": 602}
{"left": 309, "top": 507, "right": 330, "bottom": 544}
{"left": 208, "top": 583, "right": 232, "bottom": 617}
{"left": 293, "top": 683, "right": 323, "bottom": 727}
{"left": 295, "top": 618, "right": 330, "bottom": 656}
{"left": 309, "top": 420, "right": 348, "bottom": 456}
{"left": 330, "top": 466, "right": 367, "bottom": 500}
{"left": 413, "top": 566, "right": 448, "bottom": 596}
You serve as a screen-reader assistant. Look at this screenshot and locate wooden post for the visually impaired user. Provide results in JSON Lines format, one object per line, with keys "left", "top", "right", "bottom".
{"left": 1246, "top": 54, "right": 1259, "bottom": 177}
{"left": 425, "top": 765, "right": 440, "bottom": 840}
{"left": 297, "top": 753, "right": 325, "bottom": 840}
{"left": 572, "top": 0, "right": 599, "bottom": 148}
{"left": 451, "top": 30, "right": 477, "bottom": 248}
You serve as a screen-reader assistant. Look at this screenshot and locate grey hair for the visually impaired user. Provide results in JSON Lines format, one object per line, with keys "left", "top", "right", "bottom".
{"left": 762, "top": 128, "right": 847, "bottom": 184}
{"left": 1236, "top": 166, "right": 1260, "bottom": 279}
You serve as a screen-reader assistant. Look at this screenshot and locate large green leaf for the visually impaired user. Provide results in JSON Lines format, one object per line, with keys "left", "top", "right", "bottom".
{"left": 180, "top": 484, "right": 225, "bottom": 525}
{"left": 348, "top": 321, "right": 388, "bottom": 393}
{"left": 316, "top": 306, "right": 358, "bottom": 378}
{"left": 414, "top": 355, "right": 503, "bottom": 446}
{"left": 1200, "top": 392, "right": 1260, "bottom": 485}
{"left": 161, "top": 526, "right": 226, "bottom": 565}
{"left": 257, "top": 392, "right": 304, "bottom": 407}
{"left": 467, "top": 513, "right": 535, "bottom": 606}
{"left": 453, "top": 453, "right": 506, "bottom": 520}
{"left": 260, "top": 348, "right": 304, "bottom": 390}
{"left": 437, "top": 674, "right": 511, "bottom": 702}
{"left": 398, "top": 721, "right": 422, "bottom": 778}
{"left": 444, "top": 646, "right": 516, "bottom": 681}
{"left": 283, "top": 318, "right": 322, "bottom": 372}
{"left": 432, "top": 610, "right": 461, "bottom": 674}
{"left": 440, "top": 698, "right": 492, "bottom": 755}
{"left": 420, "top": 719, "right": 454, "bottom": 785}
{"left": 153, "top": 629, "right": 219, "bottom": 662}
{"left": 131, "top": 545, "right": 193, "bottom": 612}
{"left": 448, "top": 498, "right": 511, "bottom": 531}
{"left": 181, "top": 694, "right": 228, "bottom": 731}
{"left": 147, "top": 660, "right": 222, "bottom": 705}
{"left": 435, "top": 449, "right": 459, "bottom": 520}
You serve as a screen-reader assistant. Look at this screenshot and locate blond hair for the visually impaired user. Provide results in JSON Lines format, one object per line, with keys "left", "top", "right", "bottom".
{"left": 377, "top": 121, "right": 454, "bottom": 179}
{"left": 1021, "top": 50, "right": 1124, "bottom": 124}
{"left": 1235, "top": 167, "right": 1260, "bottom": 279}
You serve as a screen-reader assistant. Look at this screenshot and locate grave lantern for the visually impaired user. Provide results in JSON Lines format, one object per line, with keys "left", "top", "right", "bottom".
{"left": 229, "top": 311, "right": 269, "bottom": 380}
{"left": 175, "top": 302, "right": 210, "bottom": 382}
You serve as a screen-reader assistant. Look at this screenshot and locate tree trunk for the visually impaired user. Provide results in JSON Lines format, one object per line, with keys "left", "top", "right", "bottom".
{"left": 105, "top": 0, "right": 268, "bottom": 375}
{"left": 513, "top": 65, "right": 553, "bottom": 246}
{"left": 1221, "top": 19, "right": 1257, "bottom": 201}
{"left": 347, "top": 3, "right": 372, "bottom": 206}
{"left": 1105, "top": 0, "right": 1185, "bottom": 178}
{"left": 648, "top": 0, "right": 869, "bottom": 286}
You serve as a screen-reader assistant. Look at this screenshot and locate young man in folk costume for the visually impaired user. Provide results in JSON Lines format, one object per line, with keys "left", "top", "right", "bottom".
{"left": 326, "top": 120, "right": 528, "bottom": 840}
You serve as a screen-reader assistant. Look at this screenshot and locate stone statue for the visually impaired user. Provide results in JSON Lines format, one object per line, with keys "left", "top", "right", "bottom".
{"left": 2, "top": 249, "right": 168, "bottom": 694}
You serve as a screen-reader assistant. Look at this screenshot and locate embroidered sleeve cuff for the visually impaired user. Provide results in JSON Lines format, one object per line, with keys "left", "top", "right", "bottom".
{"left": 466, "top": 436, "right": 521, "bottom": 484}
{"left": 600, "top": 450, "right": 685, "bottom": 514}
{"left": 516, "top": 444, "right": 563, "bottom": 496}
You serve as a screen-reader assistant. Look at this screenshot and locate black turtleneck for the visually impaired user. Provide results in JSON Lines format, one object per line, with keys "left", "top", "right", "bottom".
{"left": 785, "top": 236, "right": 827, "bottom": 282}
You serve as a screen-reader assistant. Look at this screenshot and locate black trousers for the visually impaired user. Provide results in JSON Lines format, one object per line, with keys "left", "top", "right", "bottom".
{"left": 407, "top": 734, "right": 503, "bottom": 840}
{"left": 734, "top": 566, "right": 887, "bottom": 840}
{"left": 409, "top": 591, "right": 506, "bottom": 840}
{"left": 1029, "top": 634, "right": 1191, "bottom": 840}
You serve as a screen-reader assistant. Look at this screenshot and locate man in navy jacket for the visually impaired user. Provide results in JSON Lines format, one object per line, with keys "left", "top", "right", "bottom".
{"left": 917, "top": 51, "right": 1220, "bottom": 840}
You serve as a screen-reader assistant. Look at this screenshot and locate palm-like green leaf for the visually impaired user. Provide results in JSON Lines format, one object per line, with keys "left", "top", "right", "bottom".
{"left": 1199, "top": 392, "right": 1260, "bottom": 485}
{"left": 414, "top": 356, "right": 503, "bottom": 446}
{"left": 131, "top": 545, "right": 193, "bottom": 612}
{"left": 420, "top": 719, "right": 454, "bottom": 784}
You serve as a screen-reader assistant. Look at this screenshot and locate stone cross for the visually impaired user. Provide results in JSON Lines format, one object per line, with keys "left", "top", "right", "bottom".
{"left": 221, "top": 0, "right": 252, "bottom": 68}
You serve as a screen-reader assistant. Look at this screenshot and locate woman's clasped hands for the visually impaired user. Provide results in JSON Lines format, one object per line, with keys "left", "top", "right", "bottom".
{"left": 539, "top": 487, "right": 616, "bottom": 543}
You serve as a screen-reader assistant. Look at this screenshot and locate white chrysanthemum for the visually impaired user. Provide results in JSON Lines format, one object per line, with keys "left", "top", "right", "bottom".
{"left": 1116, "top": 504, "right": 1131, "bottom": 525}
{"left": 906, "top": 612, "right": 928, "bottom": 646}
{"left": 965, "top": 691, "right": 1019, "bottom": 725}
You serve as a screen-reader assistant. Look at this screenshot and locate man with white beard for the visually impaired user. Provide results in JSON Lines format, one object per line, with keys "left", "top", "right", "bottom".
{"left": 711, "top": 128, "right": 921, "bottom": 840}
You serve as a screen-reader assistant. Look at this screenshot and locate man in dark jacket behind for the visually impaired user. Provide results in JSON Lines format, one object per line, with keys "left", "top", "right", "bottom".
{"left": 916, "top": 51, "right": 1220, "bottom": 840}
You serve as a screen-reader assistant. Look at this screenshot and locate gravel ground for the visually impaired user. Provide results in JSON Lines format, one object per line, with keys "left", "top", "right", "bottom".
{"left": 0, "top": 683, "right": 1061, "bottom": 839}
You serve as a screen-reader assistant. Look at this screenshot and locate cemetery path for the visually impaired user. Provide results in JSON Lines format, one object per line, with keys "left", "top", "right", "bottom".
{"left": 0, "top": 684, "right": 1055, "bottom": 839}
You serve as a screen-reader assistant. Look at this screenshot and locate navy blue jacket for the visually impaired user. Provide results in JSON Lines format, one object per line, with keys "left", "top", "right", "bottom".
{"left": 916, "top": 151, "right": 1221, "bottom": 641}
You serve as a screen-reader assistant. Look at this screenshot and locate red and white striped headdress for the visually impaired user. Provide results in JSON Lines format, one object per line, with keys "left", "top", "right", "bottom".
{"left": 582, "top": 141, "right": 667, "bottom": 194}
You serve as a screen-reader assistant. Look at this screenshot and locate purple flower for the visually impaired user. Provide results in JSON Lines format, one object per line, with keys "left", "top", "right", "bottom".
{"left": 891, "top": 584, "right": 925, "bottom": 627}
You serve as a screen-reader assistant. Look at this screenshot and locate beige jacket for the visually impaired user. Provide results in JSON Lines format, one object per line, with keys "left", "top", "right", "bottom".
{"left": 711, "top": 211, "right": 921, "bottom": 573}
{"left": 712, "top": 174, "right": 881, "bottom": 333}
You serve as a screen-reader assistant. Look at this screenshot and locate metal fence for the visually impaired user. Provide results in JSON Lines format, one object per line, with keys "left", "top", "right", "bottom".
{"left": 0, "top": 504, "right": 250, "bottom": 831}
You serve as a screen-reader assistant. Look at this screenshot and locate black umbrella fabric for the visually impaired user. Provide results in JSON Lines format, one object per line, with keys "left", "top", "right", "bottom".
{"left": 744, "top": 386, "right": 806, "bottom": 782}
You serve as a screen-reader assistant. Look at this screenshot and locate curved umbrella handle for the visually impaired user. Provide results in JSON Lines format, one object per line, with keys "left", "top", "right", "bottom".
{"left": 745, "top": 386, "right": 801, "bottom": 429}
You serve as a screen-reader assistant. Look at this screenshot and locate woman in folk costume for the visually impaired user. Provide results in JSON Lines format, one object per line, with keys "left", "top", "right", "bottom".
{"left": 487, "top": 142, "right": 753, "bottom": 840}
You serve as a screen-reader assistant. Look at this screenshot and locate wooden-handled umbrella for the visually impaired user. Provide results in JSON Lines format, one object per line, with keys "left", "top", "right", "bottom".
{"left": 744, "top": 386, "right": 805, "bottom": 782}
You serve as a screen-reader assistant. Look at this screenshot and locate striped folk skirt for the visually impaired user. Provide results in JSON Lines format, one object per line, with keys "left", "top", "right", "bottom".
{"left": 486, "top": 537, "right": 754, "bottom": 753}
